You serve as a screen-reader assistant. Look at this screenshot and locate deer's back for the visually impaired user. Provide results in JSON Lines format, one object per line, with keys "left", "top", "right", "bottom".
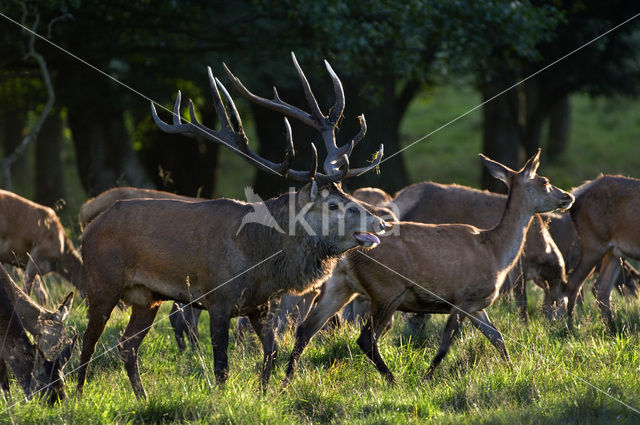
{"left": 0, "top": 190, "right": 64, "bottom": 262}
{"left": 349, "top": 222, "right": 501, "bottom": 312}
{"left": 571, "top": 175, "right": 640, "bottom": 246}
{"left": 79, "top": 187, "right": 196, "bottom": 227}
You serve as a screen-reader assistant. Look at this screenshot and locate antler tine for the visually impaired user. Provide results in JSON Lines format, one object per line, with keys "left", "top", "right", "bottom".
{"left": 343, "top": 144, "right": 384, "bottom": 178}
{"left": 324, "top": 59, "right": 345, "bottom": 126}
{"left": 214, "top": 77, "right": 244, "bottom": 134}
{"left": 151, "top": 92, "right": 192, "bottom": 135}
{"left": 352, "top": 114, "right": 367, "bottom": 149}
{"left": 282, "top": 117, "right": 295, "bottom": 177}
{"left": 222, "top": 63, "right": 317, "bottom": 129}
{"left": 309, "top": 143, "right": 318, "bottom": 181}
{"left": 208, "top": 67, "right": 233, "bottom": 133}
{"left": 291, "top": 52, "right": 325, "bottom": 124}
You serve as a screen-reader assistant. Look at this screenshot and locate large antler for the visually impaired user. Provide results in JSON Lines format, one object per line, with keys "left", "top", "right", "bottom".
{"left": 223, "top": 52, "right": 383, "bottom": 184}
{"left": 151, "top": 53, "right": 382, "bottom": 184}
{"left": 151, "top": 67, "right": 318, "bottom": 181}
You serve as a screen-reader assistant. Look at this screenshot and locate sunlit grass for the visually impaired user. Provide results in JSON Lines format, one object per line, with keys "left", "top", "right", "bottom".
{"left": 2, "top": 273, "right": 640, "bottom": 424}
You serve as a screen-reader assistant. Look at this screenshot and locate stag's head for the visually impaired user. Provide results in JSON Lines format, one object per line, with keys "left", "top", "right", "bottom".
{"left": 31, "top": 334, "right": 76, "bottom": 405}
{"left": 294, "top": 181, "right": 386, "bottom": 252}
{"left": 36, "top": 292, "right": 74, "bottom": 361}
{"left": 151, "top": 52, "right": 386, "bottom": 252}
{"left": 480, "top": 149, "right": 574, "bottom": 214}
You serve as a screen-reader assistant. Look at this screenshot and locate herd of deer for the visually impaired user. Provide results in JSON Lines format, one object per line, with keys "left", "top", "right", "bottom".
{"left": 1, "top": 53, "right": 639, "bottom": 404}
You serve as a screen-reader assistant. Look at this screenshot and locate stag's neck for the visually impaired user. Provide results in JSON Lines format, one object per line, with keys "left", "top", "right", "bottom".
{"left": 0, "top": 267, "right": 46, "bottom": 333}
{"left": 4, "top": 343, "right": 35, "bottom": 396}
{"left": 57, "top": 236, "right": 83, "bottom": 292}
{"left": 483, "top": 188, "right": 534, "bottom": 273}
{"left": 246, "top": 195, "right": 341, "bottom": 295}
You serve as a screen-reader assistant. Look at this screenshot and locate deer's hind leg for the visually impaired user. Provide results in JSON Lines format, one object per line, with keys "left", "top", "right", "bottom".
{"left": 118, "top": 302, "right": 160, "bottom": 400}
{"left": 425, "top": 310, "right": 466, "bottom": 380}
{"left": 357, "top": 294, "right": 404, "bottom": 384}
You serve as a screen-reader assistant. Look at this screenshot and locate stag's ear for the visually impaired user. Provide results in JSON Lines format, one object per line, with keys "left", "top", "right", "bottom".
{"left": 479, "top": 154, "right": 515, "bottom": 188}
{"left": 310, "top": 180, "right": 318, "bottom": 201}
{"left": 521, "top": 148, "right": 541, "bottom": 179}
{"left": 54, "top": 292, "right": 74, "bottom": 322}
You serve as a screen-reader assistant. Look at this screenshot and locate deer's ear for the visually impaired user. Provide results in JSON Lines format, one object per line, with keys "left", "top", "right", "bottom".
{"left": 54, "top": 292, "right": 74, "bottom": 322}
{"left": 479, "top": 154, "right": 514, "bottom": 187}
{"left": 521, "top": 148, "right": 541, "bottom": 179}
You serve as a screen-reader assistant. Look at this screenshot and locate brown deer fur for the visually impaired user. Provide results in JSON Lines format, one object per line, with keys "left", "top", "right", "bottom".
{"left": 285, "top": 151, "right": 574, "bottom": 383}
{"left": 0, "top": 190, "right": 83, "bottom": 304}
{"left": 565, "top": 175, "right": 640, "bottom": 327}
{"left": 79, "top": 186, "right": 195, "bottom": 229}
{"left": 393, "top": 181, "right": 567, "bottom": 320}
{"left": 0, "top": 269, "right": 73, "bottom": 361}
{"left": 0, "top": 265, "right": 75, "bottom": 404}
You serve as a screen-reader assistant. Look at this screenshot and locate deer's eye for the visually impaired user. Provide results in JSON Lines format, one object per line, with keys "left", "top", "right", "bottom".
{"left": 328, "top": 203, "right": 339, "bottom": 211}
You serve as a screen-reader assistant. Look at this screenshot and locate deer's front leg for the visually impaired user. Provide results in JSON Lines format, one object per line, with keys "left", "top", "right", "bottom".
{"left": 248, "top": 304, "right": 277, "bottom": 391}
{"left": 210, "top": 312, "right": 231, "bottom": 384}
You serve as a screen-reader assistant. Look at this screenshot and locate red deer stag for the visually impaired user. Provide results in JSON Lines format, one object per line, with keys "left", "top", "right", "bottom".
{"left": 285, "top": 151, "right": 574, "bottom": 383}
{"left": 80, "top": 188, "right": 331, "bottom": 351}
{"left": 565, "top": 175, "right": 640, "bottom": 327}
{"left": 0, "top": 265, "right": 75, "bottom": 404}
{"left": 393, "top": 181, "right": 567, "bottom": 321}
{"left": 0, "top": 190, "right": 83, "bottom": 305}
{"left": 77, "top": 53, "right": 386, "bottom": 399}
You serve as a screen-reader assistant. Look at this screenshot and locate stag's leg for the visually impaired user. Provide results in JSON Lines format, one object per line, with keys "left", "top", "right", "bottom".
{"left": 592, "top": 252, "right": 620, "bottom": 327}
{"left": 117, "top": 303, "right": 160, "bottom": 400}
{"left": 469, "top": 310, "right": 510, "bottom": 365}
{"left": 425, "top": 310, "right": 465, "bottom": 380}
{"left": 169, "top": 303, "right": 187, "bottom": 351}
{"left": 248, "top": 304, "right": 277, "bottom": 390}
{"left": 567, "top": 246, "right": 605, "bottom": 328}
{"left": 77, "top": 298, "right": 119, "bottom": 395}
{"left": 284, "top": 280, "right": 356, "bottom": 384}
{"left": 356, "top": 297, "right": 403, "bottom": 383}
{"left": 209, "top": 311, "right": 231, "bottom": 384}
{"left": 170, "top": 303, "right": 202, "bottom": 351}
{"left": 513, "top": 275, "right": 528, "bottom": 322}
{"left": 185, "top": 305, "right": 202, "bottom": 349}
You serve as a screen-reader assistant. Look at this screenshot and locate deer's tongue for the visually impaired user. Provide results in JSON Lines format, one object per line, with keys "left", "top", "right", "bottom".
{"left": 354, "top": 232, "right": 380, "bottom": 247}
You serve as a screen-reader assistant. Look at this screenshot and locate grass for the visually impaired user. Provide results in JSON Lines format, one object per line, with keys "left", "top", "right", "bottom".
{"left": 2, "top": 276, "right": 640, "bottom": 424}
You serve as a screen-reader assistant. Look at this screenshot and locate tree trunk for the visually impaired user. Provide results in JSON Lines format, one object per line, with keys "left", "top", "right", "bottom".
{"left": 67, "top": 97, "right": 151, "bottom": 196}
{"left": 35, "top": 111, "right": 66, "bottom": 207}
{"left": 137, "top": 128, "right": 219, "bottom": 198}
{"left": 546, "top": 94, "right": 571, "bottom": 160}
{"left": 0, "top": 109, "right": 30, "bottom": 191}
{"left": 338, "top": 75, "right": 410, "bottom": 194}
{"left": 481, "top": 82, "right": 520, "bottom": 193}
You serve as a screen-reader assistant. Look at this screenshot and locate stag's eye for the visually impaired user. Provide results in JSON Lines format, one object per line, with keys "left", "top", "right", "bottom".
{"left": 328, "top": 202, "right": 339, "bottom": 211}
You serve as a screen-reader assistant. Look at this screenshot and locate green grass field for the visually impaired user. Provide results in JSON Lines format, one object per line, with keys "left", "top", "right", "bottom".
{"left": 2, "top": 276, "right": 639, "bottom": 424}
{"left": 3, "top": 85, "right": 640, "bottom": 424}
